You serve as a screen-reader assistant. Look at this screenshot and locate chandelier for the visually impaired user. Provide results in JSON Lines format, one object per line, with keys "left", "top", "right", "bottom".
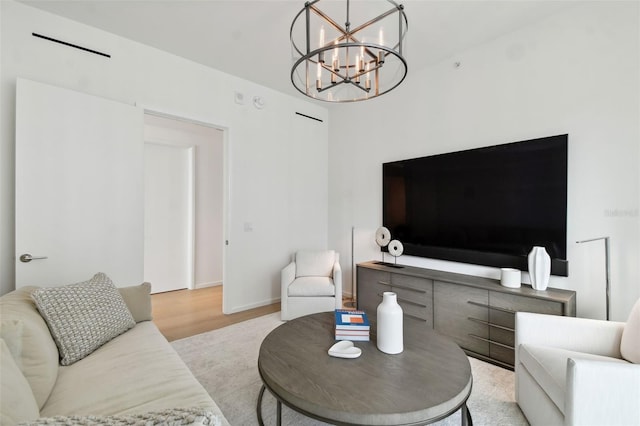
{"left": 290, "top": 0, "right": 408, "bottom": 103}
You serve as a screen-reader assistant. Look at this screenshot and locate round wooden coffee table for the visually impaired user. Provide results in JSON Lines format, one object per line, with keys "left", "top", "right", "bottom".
{"left": 257, "top": 312, "right": 473, "bottom": 425}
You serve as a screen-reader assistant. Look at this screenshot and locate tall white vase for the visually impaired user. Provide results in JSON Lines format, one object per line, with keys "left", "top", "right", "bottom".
{"left": 528, "top": 246, "right": 551, "bottom": 291}
{"left": 377, "top": 292, "right": 403, "bottom": 354}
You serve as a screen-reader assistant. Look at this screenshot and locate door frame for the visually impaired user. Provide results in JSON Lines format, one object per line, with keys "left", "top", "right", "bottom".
{"left": 143, "top": 109, "right": 229, "bottom": 309}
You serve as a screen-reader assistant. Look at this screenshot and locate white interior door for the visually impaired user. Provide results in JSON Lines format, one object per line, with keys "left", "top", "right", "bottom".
{"left": 15, "top": 78, "right": 144, "bottom": 288}
{"left": 144, "top": 143, "right": 194, "bottom": 293}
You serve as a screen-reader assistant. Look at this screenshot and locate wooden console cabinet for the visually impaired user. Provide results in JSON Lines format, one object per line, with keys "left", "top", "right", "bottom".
{"left": 357, "top": 261, "right": 576, "bottom": 370}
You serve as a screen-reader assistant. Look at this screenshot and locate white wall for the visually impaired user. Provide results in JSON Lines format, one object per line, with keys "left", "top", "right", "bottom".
{"left": 0, "top": 1, "right": 329, "bottom": 314}
{"left": 329, "top": 1, "right": 640, "bottom": 321}
{"left": 144, "top": 114, "right": 224, "bottom": 289}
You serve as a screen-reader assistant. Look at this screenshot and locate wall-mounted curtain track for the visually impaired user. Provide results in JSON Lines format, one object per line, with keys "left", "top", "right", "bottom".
{"left": 32, "top": 33, "right": 111, "bottom": 58}
{"left": 295, "top": 112, "right": 323, "bottom": 123}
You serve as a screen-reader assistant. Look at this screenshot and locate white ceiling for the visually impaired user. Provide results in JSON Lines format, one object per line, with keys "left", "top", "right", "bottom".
{"left": 20, "top": 0, "right": 575, "bottom": 100}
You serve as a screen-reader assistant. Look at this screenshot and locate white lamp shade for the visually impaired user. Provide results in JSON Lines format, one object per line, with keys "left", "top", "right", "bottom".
{"left": 388, "top": 240, "right": 404, "bottom": 257}
{"left": 375, "top": 227, "right": 391, "bottom": 247}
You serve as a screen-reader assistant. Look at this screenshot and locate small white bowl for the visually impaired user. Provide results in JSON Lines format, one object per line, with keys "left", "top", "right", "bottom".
{"left": 500, "top": 268, "right": 521, "bottom": 288}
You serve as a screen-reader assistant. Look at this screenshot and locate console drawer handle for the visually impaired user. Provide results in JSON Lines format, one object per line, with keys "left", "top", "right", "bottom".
{"left": 468, "top": 334, "right": 514, "bottom": 350}
{"left": 397, "top": 297, "right": 427, "bottom": 308}
{"left": 389, "top": 283, "right": 427, "bottom": 294}
{"left": 467, "top": 317, "right": 515, "bottom": 332}
{"left": 404, "top": 313, "right": 428, "bottom": 322}
{"left": 467, "top": 301, "right": 516, "bottom": 314}
{"left": 376, "top": 293, "right": 427, "bottom": 308}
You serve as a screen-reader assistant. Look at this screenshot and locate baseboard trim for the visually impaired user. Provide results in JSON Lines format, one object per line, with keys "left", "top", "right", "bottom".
{"left": 195, "top": 281, "right": 222, "bottom": 289}
{"left": 224, "top": 297, "right": 280, "bottom": 314}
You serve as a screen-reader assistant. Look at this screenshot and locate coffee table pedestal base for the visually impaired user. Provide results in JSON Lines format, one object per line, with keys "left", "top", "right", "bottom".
{"left": 257, "top": 384, "right": 281, "bottom": 426}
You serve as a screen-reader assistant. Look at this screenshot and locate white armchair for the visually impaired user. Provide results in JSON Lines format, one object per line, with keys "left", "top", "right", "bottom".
{"left": 515, "top": 298, "right": 640, "bottom": 426}
{"left": 281, "top": 250, "right": 342, "bottom": 321}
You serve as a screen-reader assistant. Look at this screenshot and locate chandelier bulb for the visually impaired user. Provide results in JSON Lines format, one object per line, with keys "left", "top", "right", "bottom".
{"left": 365, "top": 63, "right": 371, "bottom": 87}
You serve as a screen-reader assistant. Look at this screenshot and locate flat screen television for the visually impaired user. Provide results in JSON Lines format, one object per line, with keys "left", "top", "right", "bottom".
{"left": 383, "top": 134, "right": 568, "bottom": 276}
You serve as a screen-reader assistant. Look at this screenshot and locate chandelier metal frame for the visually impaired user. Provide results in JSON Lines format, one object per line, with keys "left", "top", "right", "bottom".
{"left": 290, "top": 0, "right": 408, "bottom": 103}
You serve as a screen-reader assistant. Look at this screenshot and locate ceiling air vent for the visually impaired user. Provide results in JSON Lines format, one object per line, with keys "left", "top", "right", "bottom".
{"left": 32, "top": 33, "right": 111, "bottom": 58}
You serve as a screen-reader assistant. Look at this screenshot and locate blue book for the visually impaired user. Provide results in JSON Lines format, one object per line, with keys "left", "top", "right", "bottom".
{"left": 334, "top": 309, "right": 370, "bottom": 331}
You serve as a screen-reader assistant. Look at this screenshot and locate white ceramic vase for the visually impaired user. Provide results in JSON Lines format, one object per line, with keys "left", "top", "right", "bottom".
{"left": 528, "top": 246, "right": 550, "bottom": 291}
{"left": 377, "top": 292, "right": 403, "bottom": 354}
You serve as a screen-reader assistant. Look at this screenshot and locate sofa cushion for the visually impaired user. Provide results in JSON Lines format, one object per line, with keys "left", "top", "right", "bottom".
{"left": 19, "top": 407, "right": 221, "bottom": 426}
{"left": 39, "top": 321, "right": 218, "bottom": 418}
{"left": 0, "top": 287, "right": 59, "bottom": 408}
{"left": 519, "top": 344, "right": 629, "bottom": 414}
{"left": 288, "top": 277, "right": 336, "bottom": 297}
{"left": 32, "top": 273, "right": 136, "bottom": 366}
{"left": 0, "top": 319, "right": 24, "bottom": 369}
{"left": 118, "top": 282, "right": 153, "bottom": 322}
{"left": 621, "top": 298, "right": 640, "bottom": 363}
{"left": 296, "top": 250, "right": 335, "bottom": 277}
{"left": 0, "top": 339, "right": 40, "bottom": 424}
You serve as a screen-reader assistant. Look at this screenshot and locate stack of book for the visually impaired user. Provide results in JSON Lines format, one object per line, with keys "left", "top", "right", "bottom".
{"left": 334, "top": 309, "right": 370, "bottom": 341}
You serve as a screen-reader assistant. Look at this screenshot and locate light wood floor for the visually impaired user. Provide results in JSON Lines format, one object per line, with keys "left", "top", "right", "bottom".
{"left": 151, "top": 286, "right": 280, "bottom": 341}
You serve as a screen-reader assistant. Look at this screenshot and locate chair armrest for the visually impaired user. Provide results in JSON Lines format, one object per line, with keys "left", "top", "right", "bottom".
{"left": 333, "top": 260, "right": 342, "bottom": 309}
{"left": 515, "top": 312, "right": 625, "bottom": 358}
{"left": 280, "top": 261, "right": 296, "bottom": 320}
{"left": 566, "top": 358, "right": 640, "bottom": 426}
{"left": 281, "top": 262, "right": 296, "bottom": 289}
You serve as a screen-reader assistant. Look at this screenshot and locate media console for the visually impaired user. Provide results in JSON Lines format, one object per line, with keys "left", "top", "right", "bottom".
{"left": 356, "top": 261, "right": 576, "bottom": 370}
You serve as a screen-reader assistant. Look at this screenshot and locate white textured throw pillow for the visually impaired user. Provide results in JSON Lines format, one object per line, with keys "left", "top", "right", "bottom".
{"left": 620, "top": 298, "right": 640, "bottom": 364}
{"left": 31, "top": 273, "right": 136, "bottom": 366}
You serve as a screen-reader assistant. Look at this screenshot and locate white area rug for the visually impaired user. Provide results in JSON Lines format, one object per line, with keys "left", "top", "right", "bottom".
{"left": 172, "top": 313, "right": 528, "bottom": 426}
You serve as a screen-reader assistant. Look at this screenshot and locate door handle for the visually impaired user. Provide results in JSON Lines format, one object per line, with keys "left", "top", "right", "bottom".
{"left": 19, "top": 253, "right": 48, "bottom": 263}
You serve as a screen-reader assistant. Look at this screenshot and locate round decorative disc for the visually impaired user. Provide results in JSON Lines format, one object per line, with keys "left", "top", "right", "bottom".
{"left": 375, "top": 227, "right": 391, "bottom": 247}
{"left": 388, "top": 240, "right": 404, "bottom": 257}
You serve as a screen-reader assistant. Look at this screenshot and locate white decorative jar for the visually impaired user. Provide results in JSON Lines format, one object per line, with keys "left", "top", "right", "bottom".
{"left": 528, "top": 246, "right": 551, "bottom": 291}
{"left": 377, "top": 292, "right": 403, "bottom": 354}
{"left": 500, "top": 268, "right": 521, "bottom": 288}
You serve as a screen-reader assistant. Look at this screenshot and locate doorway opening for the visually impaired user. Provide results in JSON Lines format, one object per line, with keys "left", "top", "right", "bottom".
{"left": 143, "top": 112, "right": 225, "bottom": 297}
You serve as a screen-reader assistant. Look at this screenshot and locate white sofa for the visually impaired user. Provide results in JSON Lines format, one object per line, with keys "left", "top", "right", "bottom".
{"left": 515, "top": 299, "right": 640, "bottom": 426}
{"left": 0, "top": 283, "right": 229, "bottom": 425}
{"left": 281, "top": 250, "right": 342, "bottom": 320}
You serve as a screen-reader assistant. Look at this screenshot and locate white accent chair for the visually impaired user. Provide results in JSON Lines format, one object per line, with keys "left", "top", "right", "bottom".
{"left": 515, "top": 298, "right": 640, "bottom": 426}
{"left": 281, "top": 250, "right": 342, "bottom": 321}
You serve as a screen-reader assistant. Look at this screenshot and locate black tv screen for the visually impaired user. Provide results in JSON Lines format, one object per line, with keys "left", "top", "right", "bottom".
{"left": 383, "top": 134, "right": 568, "bottom": 276}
